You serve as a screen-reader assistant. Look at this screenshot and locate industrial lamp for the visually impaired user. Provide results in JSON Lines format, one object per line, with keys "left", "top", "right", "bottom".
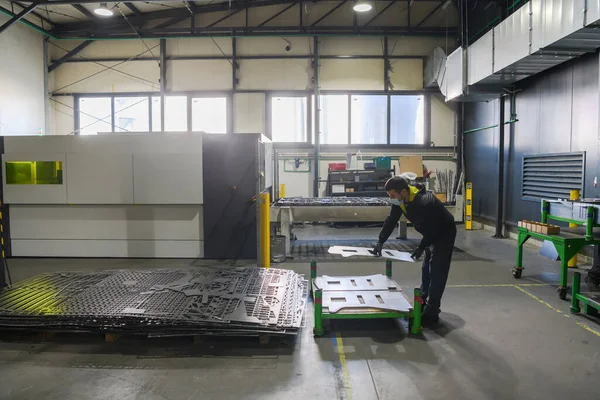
{"left": 94, "top": 3, "right": 114, "bottom": 17}
{"left": 353, "top": 1, "right": 372, "bottom": 12}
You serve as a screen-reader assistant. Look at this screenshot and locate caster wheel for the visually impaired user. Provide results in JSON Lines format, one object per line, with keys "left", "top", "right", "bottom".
{"left": 558, "top": 288, "right": 568, "bottom": 300}
{"left": 512, "top": 269, "right": 522, "bottom": 279}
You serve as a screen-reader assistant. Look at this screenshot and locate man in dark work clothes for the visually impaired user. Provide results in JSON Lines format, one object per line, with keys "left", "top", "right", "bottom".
{"left": 371, "top": 176, "right": 456, "bottom": 326}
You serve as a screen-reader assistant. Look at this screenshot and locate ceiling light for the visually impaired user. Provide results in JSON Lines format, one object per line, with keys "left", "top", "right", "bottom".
{"left": 353, "top": 2, "right": 372, "bottom": 12}
{"left": 94, "top": 3, "right": 114, "bottom": 17}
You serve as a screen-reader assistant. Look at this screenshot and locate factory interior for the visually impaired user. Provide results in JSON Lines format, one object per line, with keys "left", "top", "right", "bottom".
{"left": 0, "top": 0, "right": 599, "bottom": 398}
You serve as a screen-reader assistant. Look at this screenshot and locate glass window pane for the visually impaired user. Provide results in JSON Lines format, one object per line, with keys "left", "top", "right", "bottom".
{"left": 319, "top": 95, "right": 349, "bottom": 144}
{"left": 165, "top": 96, "right": 188, "bottom": 132}
{"left": 390, "top": 95, "right": 425, "bottom": 144}
{"left": 151, "top": 96, "right": 162, "bottom": 132}
{"left": 6, "top": 161, "right": 63, "bottom": 185}
{"left": 192, "top": 97, "right": 227, "bottom": 134}
{"left": 350, "top": 95, "right": 387, "bottom": 144}
{"left": 114, "top": 97, "right": 149, "bottom": 132}
{"left": 271, "top": 96, "right": 307, "bottom": 142}
{"left": 79, "top": 97, "right": 112, "bottom": 135}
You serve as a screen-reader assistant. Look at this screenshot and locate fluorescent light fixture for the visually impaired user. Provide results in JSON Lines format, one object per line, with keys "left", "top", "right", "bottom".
{"left": 94, "top": 3, "right": 113, "bottom": 17}
{"left": 353, "top": 2, "right": 372, "bottom": 12}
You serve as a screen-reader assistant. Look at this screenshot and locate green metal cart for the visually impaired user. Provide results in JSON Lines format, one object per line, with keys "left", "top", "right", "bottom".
{"left": 570, "top": 272, "right": 600, "bottom": 317}
{"left": 513, "top": 200, "right": 600, "bottom": 299}
{"left": 310, "top": 259, "right": 422, "bottom": 337}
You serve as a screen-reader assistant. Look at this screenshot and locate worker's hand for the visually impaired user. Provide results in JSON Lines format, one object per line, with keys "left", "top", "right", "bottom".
{"left": 369, "top": 242, "right": 383, "bottom": 257}
{"left": 411, "top": 246, "right": 425, "bottom": 261}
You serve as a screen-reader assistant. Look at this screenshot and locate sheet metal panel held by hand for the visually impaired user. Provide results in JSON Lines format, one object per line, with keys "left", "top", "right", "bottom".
{"left": 328, "top": 246, "right": 415, "bottom": 262}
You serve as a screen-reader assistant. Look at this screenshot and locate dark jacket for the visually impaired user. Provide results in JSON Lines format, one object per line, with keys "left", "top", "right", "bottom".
{"left": 378, "top": 184, "right": 456, "bottom": 248}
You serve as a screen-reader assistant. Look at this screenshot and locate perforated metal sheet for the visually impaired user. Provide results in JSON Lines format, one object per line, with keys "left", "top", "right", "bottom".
{"left": 0, "top": 267, "right": 308, "bottom": 336}
{"left": 314, "top": 275, "right": 398, "bottom": 291}
{"left": 328, "top": 246, "right": 415, "bottom": 262}
{"left": 322, "top": 290, "right": 412, "bottom": 314}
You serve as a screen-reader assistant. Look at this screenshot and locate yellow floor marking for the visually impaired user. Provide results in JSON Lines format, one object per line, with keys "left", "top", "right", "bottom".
{"left": 335, "top": 332, "right": 353, "bottom": 400}
{"left": 513, "top": 285, "right": 600, "bottom": 338}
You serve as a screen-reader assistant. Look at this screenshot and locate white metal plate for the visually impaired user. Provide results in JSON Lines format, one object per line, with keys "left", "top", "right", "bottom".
{"left": 314, "top": 275, "right": 398, "bottom": 291}
{"left": 328, "top": 246, "right": 415, "bottom": 262}
{"left": 322, "top": 290, "right": 412, "bottom": 314}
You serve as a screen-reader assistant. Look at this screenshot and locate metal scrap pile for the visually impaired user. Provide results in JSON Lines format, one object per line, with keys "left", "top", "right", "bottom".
{"left": 274, "top": 197, "right": 391, "bottom": 207}
{"left": 0, "top": 267, "right": 308, "bottom": 336}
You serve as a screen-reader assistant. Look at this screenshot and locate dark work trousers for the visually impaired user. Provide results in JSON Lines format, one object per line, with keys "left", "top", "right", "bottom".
{"left": 420, "top": 226, "right": 457, "bottom": 312}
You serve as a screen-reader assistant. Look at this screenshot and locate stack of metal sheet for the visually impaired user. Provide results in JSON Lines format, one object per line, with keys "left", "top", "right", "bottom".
{"left": 274, "top": 197, "right": 391, "bottom": 207}
{"left": 0, "top": 267, "right": 308, "bottom": 336}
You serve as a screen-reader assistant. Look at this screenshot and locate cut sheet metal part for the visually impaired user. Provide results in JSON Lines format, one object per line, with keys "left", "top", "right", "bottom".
{"left": 0, "top": 267, "right": 308, "bottom": 336}
{"left": 322, "top": 290, "right": 412, "bottom": 314}
{"left": 327, "top": 246, "right": 415, "bottom": 262}
{"left": 314, "top": 275, "right": 398, "bottom": 291}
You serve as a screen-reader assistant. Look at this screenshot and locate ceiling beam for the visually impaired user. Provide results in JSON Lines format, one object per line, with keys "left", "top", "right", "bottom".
{"left": 0, "top": 3, "right": 37, "bottom": 36}
{"left": 71, "top": 4, "right": 96, "bottom": 20}
{"left": 124, "top": 3, "right": 141, "bottom": 16}
{"left": 48, "top": 40, "right": 92, "bottom": 71}
{"left": 415, "top": 0, "right": 447, "bottom": 27}
{"left": 363, "top": 1, "right": 396, "bottom": 27}
{"left": 310, "top": 0, "right": 347, "bottom": 27}
{"left": 13, "top": 1, "right": 55, "bottom": 27}
{"left": 257, "top": 2, "right": 298, "bottom": 27}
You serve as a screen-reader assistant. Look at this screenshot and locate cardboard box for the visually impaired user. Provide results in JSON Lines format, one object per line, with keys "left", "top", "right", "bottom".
{"left": 435, "top": 193, "right": 447, "bottom": 203}
{"left": 399, "top": 156, "right": 423, "bottom": 177}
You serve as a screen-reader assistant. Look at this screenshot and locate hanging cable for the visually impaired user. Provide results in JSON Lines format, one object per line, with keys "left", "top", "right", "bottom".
{"left": 116, "top": 4, "right": 160, "bottom": 67}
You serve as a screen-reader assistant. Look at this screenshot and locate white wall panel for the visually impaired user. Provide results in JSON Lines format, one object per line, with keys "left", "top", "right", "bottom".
{"left": 2, "top": 153, "right": 67, "bottom": 204}
{"left": 167, "top": 38, "right": 232, "bottom": 57}
{"left": 237, "top": 37, "right": 311, "bottom": 56}
{"left": 320, "top": 37, "right": 383, "bottom": 56}
{"left": 11, "top": 239, "right": 203, "bottom": 258}
{"left": 50, "top": 61, "right": 160, "bottom": 93}
{"left": 0, "top": 14, "right": 45, "bottom": 136}
{"left": 9, "top": 205, "right": 203, "bottom": 240}
{"left": 133, "top": 153, "right": 203, "bottom": 204}
{"left": 66, "top": 153, "right": 134, "bottom": 204}
{"left": 234, "top": 93, "right": 265, "bottom": 134}
{"left": 50, "top": 39, "right": 161, "bottom": 60}
{"left": 389, "top": 59, "right": 424, "bottom": 90}
{"left": 320, "top": 59, "right": 383, "bottom": 90}
{"left": 388, "top": 37, "right": 454, "bottom": 57}
{"left": 468, "top": 30, "right": 494, "bottom": 85}
{"left": 169, "top": 60, "right": 232, "bottom": 91}
{"left": 4, "top": 133, "right": 204, "bottom": 154}
{"left": 494, "top": 4, "right": 531, "bottom": 73}
{"left": 431, "top": 95, "right": 456, "bottom": 147}
{"left": 237, "top": 59, "right": 310, "bottom": 90}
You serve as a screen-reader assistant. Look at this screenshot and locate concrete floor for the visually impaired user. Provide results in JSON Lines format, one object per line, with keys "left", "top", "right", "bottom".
{"left": 1, "top": 226, "right": 599, "bottom": 399}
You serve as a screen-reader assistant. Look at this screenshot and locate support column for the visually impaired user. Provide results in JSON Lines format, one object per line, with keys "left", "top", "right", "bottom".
{"left": 43, "top": 38, "right": 50, "bottom": 135}
{"left": 494, "top": 96, "right": 505, "bottom": 238}
{"left": 160, "top": 39, "right": 167, "bottom": 132}
{"left": 312, "top": 36, "right": 320, "bottom": 198}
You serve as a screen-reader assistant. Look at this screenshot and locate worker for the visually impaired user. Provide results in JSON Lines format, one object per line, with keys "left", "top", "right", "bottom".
{"left": 371, "top": 176, "right": 456, "bottom": 326}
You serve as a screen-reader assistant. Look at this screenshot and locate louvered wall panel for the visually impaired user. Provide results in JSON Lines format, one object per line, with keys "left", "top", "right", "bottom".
{"left": 522, "top": 152, "right": 585, "bottom": 201}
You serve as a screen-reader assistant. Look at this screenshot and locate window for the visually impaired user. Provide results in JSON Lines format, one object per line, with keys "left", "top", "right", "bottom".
{"left": 6, "top": 161, "right": 63, "bottom": 185}
{"left": 151, "top": 96, "right": 162, "bottom": 132}
{"left": 114, "top": 97, "right": 149, "bottom": 132}
{"left": 271, "top": 96, "right": 307, "bottom": 142}
{"left": 320, "top": 95, "right": 348, "bottom": 144}
{"left": 351, "top": 95, "right": 387, "bottom": 144}
{"left": 390, "top": 95, "right": 425, "bottom": 144}
{"left": 164, "top": 96, "right": 188, "bottom": 132}
{"left": 192, "top": 97, "right": 227, "bottom": 134}
{"left": 79, "top": 97, "right": 112, "bottom": 135}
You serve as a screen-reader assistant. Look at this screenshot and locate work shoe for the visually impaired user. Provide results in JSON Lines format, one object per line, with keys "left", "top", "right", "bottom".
{"left": 421, "top": 305, "right": 440, "bottom": 327}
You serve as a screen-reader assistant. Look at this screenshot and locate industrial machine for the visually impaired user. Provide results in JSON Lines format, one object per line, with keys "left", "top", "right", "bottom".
{"left": 513, "top": 198, "right": 600, "bottom": 299}
{"left": 310, "top": 259, "right": 422, "bottom": 337}
{"left": 271, "top": 195, "right": 465, "bottom": 257}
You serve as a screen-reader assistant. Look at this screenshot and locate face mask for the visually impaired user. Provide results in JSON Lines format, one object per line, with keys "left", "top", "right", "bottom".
{"left": 390, "top": 199, "right": 403, "bottom": 206}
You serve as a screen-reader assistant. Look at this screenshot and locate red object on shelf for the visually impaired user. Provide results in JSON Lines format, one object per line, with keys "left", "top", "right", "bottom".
{"left": 329, "top": 163, "right": 346, "bottom": 171}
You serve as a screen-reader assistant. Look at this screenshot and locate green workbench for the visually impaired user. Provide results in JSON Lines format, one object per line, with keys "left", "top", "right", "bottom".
{"left": 513, "top": 200, "right": 600, "bottom": 300}
{"left": 310, "top": 259, "right": 422, "bottom": 337}
{"left": 570, "top": 271, "right": 600, "bottom": 317}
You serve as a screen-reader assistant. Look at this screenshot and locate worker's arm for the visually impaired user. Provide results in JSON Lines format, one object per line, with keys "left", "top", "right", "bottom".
{"left": 378, "top": 205, "right": 403, "bottom": 244}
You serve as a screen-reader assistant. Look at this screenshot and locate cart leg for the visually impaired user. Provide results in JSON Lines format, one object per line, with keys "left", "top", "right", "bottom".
{"left": 513, "top": 232, "right": 526, "bottom": 278}
{"left": 386, "top": 259, "right": 392, "bottom": 278}
{"left": 570, "top": 272, "right": 581, "bottom": 313}
{"left": 313, "top": 289, "right": 324, "bottom": 337}
{"left": 558, "top": 255, "right": 569, "bottom": 300}
{"left": 410, "top": 288, "right": 423, "bottom": 335}
{"left": 310, "top": 259, "right": 317, "bottom": 298}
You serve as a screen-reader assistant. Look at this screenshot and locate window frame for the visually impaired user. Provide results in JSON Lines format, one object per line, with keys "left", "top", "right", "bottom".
{"left": 75, "top": 91, "right": 233, "bottom": 135}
